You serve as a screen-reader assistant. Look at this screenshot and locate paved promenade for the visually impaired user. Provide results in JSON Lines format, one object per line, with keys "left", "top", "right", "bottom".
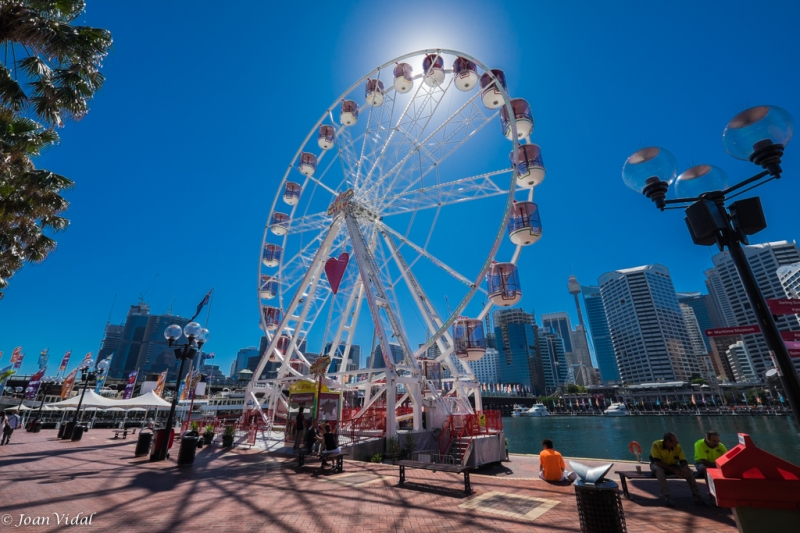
{"left": 0, "top": 430, "right": 737, "bottom": 532}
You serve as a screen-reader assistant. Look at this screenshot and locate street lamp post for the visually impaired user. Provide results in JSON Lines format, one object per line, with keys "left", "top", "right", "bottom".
{"left": 29, "top": 378, "right": 58, "bottom": 430}
{"left": 154, "top": 321, "right": 209, "bottom": 462}
{"left": 622, "top": 105, "right": 800, "bottom": 432}
{"left": 64, "top": 359, "right": 108, "bottom": 438}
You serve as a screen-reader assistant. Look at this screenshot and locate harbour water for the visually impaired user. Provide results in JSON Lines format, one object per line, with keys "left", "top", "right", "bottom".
{"left": 503, "top": 415, "right": 800, "bottom": 464}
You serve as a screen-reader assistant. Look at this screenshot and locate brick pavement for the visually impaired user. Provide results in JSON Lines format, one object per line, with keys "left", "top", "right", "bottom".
{"left": 0, "top": 430, "right": 737, "bottom": 532}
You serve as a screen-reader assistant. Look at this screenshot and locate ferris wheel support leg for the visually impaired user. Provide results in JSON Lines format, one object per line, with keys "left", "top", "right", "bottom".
{"left": 386, "top": 375, "right": 397, "bottom": 438}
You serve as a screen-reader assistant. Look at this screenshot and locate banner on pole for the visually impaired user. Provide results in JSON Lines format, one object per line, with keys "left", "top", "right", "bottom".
{"left": 61, "top": 368, "right": 78, "bottom": 399}
{"left": 123, "top": 370, "right": 138, "bottom": 399}
{"left": 0, "top": 365, "right": 13, "bottom": 397}
{"left": 94, "top": 355, "right": 112, "bottom": 393}
{"left": 37, "top": 349, "right": 49, "bottom": 370}
{"left": 154, "top": 370, "right": 168, "bottom": 397}
{"left": 25, "top": 367, "right": 47, "bottom": 399}
{"left": 10, "top": 347, "right": 24, "bottom": 370}
{"left": 59, "top": 351, "right": 72, "bottom": 372}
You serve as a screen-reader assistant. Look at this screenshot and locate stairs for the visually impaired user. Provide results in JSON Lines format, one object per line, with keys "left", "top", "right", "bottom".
{"left": 449, "top": 436, "right": 472, "bottom": 464}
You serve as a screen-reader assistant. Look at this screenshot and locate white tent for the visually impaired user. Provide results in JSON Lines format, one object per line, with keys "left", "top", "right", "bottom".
{"left": 46, "top": 390, "right": 172, "bottom": 410}
{"left": 115, "top": 391, "right": 171, "bottom": 408}
{"left": 47, "top": 390, "right": 117, "bottom": 408}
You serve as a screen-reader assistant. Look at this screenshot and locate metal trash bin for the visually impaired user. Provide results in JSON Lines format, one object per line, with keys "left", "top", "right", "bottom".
{"left": 32, "top": 420, "right": 43, "bottom": 433}
{"left": 70, "top": 424, "right": 86, "bottom": 442}
{"left": 177, "top": 432, "right": 199, "bottom": 466}
{"left": 135, "top": 429, "right": 154, "bottom": 457}
{"left": 61, "top": 421, "right": 75, "bottom": 440}
{"left": 574, "top": 480, "right": 627, "bottom": 533}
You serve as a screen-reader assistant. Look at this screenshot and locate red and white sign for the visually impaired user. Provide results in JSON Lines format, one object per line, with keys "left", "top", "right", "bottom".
{"left": 705, "top": 325, "right": 761, "bottom": 337}
{"left": 767, "top": 299, "right": 800, "bottom": 315}
{"left": 785, "top": 341, "right": 800, "bottom": 358}
{"left": 780, "top": 330, "right": 800, "bottom": 342}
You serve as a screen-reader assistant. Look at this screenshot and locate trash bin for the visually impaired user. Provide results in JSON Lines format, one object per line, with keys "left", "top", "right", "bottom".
{"left": 177, "top": 431, "right": 199, "bottom": 466}
{"left": 32, "top": 420, "right": 43, "bottom": 433}
{"left": 61, "top": 421, "right": 75, "bottom": 440}
{"left": 574, "top": 480, "right": 626, "bottom": 533}
{"left": 70, "top": 424, "right": 86, "bottom": 442}
{"left": 149, "top": 428, "right": 176, "bottom": 461}
{"left": 135, "top": 429, "right": 154, "bottom": 457}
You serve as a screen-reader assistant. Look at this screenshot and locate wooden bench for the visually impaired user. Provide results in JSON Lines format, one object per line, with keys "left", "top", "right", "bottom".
{"left": 397, "top": 460, "right": 473, "bottom": 494}
{"left": 295, "top": 449, "right": 348, "bottom": 473}
{"left": 616, "top": 467, "right": 699, "bottom": 499}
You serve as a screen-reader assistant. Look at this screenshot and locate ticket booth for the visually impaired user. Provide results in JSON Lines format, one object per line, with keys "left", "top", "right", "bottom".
{"left": 285, "top": 380, "right": 342, "bottom": 445}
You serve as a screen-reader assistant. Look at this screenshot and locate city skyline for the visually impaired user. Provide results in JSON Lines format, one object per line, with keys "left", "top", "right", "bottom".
{"left": 1, "top": 1, "right": 800, "bottom": 379}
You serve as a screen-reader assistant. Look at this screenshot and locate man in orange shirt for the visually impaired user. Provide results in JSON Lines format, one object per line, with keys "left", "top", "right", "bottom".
{"left": 539, "top": 439, "right": 577, "bottom": 482}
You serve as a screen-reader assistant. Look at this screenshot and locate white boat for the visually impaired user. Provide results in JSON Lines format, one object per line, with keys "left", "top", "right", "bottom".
{"left": 604, "top": 403, "right": 630, "bottom": 416}
{"left": 511, "top": 404, "right": 526, "bottom": 417}
{"left": 524, "top": 404, "right": 550, "bottom": 417}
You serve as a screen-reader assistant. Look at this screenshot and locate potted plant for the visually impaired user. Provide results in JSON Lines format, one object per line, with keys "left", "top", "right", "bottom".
{"left": 203, "top": 424, "right": 215, "bottom": 445}
{"left": 222, "top": 425, "right": 235, "bottom": 447}
{"left": 189, "top": 421, "right": 200, "bottom": 436}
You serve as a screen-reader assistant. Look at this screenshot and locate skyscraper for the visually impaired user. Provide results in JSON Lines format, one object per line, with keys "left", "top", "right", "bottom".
{"left": 542, "top": 312, "right": 574, "bottom": 359}
{"left": 537, "top": 327, "right": 569, "bottom": 391}
{"left": 566, "top": 275, "right": 596, "bottom": 374}
{"left": 581, "top": 285, "right": 620, "bottom": 383}
{"left": 680, "top": 304, "right": 716, "bottom": 383}
{"left": 705, "top": 241, "right": 800, "bottom": 378}
{"left": 371, "top": 344, "right": 403, "bottom": 369}
{"left": 726, "top": 341, "right": 757, "bottom": 382}
{"left": 493, "top": 308, "right": 538, "bottom": 391}
{"left": 97, "top": 323, "right": 123, "bottom": 363}
{"left": 599, "top": 264, "right": 700, "bottom": 384}
{"left": 324, "top": 342, "right": 361, "bottom": 373}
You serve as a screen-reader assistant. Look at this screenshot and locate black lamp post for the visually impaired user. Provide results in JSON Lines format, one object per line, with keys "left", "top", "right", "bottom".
{"left": 64, "top": 359, "right": 107, "bottom": 438}
{"left": 29, "top": 378, "right": 59, "bottom": 430}
{"left": 154, "top": 321, "right": 209, "bottom": 462}
{"left": 622, "top": 105, "right": 800, "bottom": 432}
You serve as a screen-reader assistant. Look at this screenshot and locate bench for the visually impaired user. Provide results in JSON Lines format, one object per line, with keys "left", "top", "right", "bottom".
{"left": 295, "top": 449, "right": 347, "bottom": 473}
{"left": 397, "top": 460, "right": 473, "bottom": 494}
{"left": 616, "top": 467, "right": 699, "bottom": 499}
{"left": 112, "top": 429, "right": 129, "bottom": 439}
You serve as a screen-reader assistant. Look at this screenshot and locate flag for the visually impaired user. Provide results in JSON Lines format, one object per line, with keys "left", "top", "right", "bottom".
{"left": 10, "top": 347, "right": 23, "bottom": 370}
{"left": 756, "top": 395, "right": 762, "bottom": 404}
{"left": 0, "top": 365, "right": 13, "bottom": 397}
{"left": 25, "top": 367, "right": 47, "bottom": 399}
{"left": 154, "top": 370, "right": 168, "bottom": 397}
{"left": 59, "top": 351, "right": 72, "bottom": 372}
{"left": 187, "top": 372, "right": 202, "bottom": 400}
{"left": 779, "top": 395, "right": 785, "bottom": 403}
{"left": 205, "top": 352, "right": 215, "bottom": 359}
{"left": 94, "top": 355, "right": 111, "bottom": 393}
{"left": 0, "top": 351, "right": 3, "bottom": 363}
{"left": 711, "top": 395, "right": 716, "bottom": 405}
{"left": 123, "top": 370, "right": 138, "bottom": 399}
{"left": 743, "top": 393, "right": 748, "bottom": 405}
{"left": 61, "top": 368, "right": 78, "bottom": 399}
{"left": 691, "top": 394, "right": 696, "bottom": 405}
{"left": 37, "top": 349, "right": 49, "bottom": 370}
{"left": 196, "top": 289, "right": 213, "bottom": 316}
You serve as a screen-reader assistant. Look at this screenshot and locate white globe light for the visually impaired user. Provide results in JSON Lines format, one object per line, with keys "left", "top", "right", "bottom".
{"left": 164, "top": 324, "right": 183, "bottom": 341}
{"left": 184, "top": 321, "right": 202, "bottom": 339}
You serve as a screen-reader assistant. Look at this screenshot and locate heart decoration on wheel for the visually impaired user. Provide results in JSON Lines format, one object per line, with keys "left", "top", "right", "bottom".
{"left": 324, "top": 253, "right": 349, "bottom": 295}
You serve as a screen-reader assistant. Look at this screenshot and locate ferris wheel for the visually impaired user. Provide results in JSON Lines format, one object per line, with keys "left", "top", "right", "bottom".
{"left": 248, "top": 49, "right": 546, "bottom": 436}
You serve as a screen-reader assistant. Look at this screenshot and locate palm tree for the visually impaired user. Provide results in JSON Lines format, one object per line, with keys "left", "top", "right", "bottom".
{"left": 0, "top": 1, "right": 111, "bottom": 298}
{"left": 0, "top": 0, "right": 112, "bottom": 126}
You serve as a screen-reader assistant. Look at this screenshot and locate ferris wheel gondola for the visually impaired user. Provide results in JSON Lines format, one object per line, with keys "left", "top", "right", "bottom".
{"left": 249, "top": 49, "right": 549, "bottom": 437}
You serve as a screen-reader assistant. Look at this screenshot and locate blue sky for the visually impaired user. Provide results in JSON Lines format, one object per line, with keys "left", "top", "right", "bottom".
{"left": 2, "top": 1, "right": 800, "bottom": 376}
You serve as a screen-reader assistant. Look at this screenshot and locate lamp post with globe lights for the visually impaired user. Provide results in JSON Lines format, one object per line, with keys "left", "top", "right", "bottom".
{"left": 622, "top": 105, "right": 800, "bottom": 432}
{"left": 154, "top": 321, "right": 209, "bottom": 461}
{"left": 63, "top": 358, "right": 108, "bottom": 439}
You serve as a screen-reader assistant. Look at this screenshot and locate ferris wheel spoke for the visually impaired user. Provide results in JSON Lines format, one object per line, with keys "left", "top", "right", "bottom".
{"left": 285, "top": 211, "right": 333, "bottom": 235}
{"left": 376, "top": 220, "right": 486, "bottom": 295}
{"left": 359, "top": 77, "right": 453, "bottom": 205}
{"left": 379, "top": 169, "right": 511, "bottom": 217}
{"left": 376, "top": 97, "right": 498, "bottom": 208}
{"left": 355, "top": 84, "right": 396, "bottom": 192}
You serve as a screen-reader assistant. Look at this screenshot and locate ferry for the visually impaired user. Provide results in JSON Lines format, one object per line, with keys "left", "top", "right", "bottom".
{"left": 511, "top": 404, "right": 527, "bottom": 417}
{"left": 604, "top": 403, "right": 630, "bottom": 416}
{"left": 524, "top": 404, "right": 550, "bottom": 417}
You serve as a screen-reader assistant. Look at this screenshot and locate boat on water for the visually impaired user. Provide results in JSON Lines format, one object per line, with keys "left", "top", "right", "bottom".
{"left": 524, "top": 404, "right": 550, "bottom": 417}
{"left": 604, "top": 403, "right": 630, "bottom": 416}
{"left": 511, "top": 404, "right": 527, "bottom": 417}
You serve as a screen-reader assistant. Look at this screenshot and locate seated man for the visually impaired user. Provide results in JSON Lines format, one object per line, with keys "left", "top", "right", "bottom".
{"left": 694, "top": 430, "right": 727, "bottom": 479}
{"left": 538, "top": 439, "right": 577, "bottom": 482}
{"left": 317, "top": 423, "right": 340, "bottom": 466}
{"left": 650, "top": 432, "right": 707, "bottom": 507}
